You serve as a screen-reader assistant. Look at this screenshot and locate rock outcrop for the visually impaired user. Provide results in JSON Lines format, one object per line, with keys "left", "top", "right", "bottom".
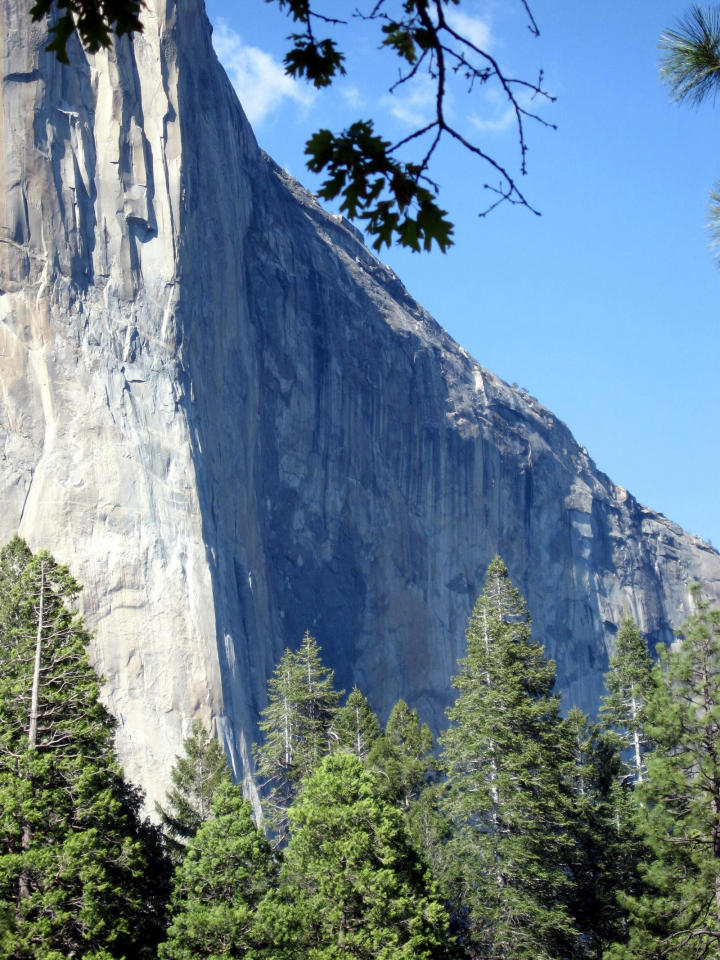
{"left": 1, "top": 0, "right": 718, "bottom": 806}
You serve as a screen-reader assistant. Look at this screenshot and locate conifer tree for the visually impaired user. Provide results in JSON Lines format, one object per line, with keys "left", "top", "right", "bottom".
{"left": 365, "top": 698, "right": 450, "bottom": 895}
{"left": 257, "top": 752, "right": 454, "bottom": 960}
{"left": 438, "top": 555, "right": 579, "bottom": 959}
{"left": 562, "top": 707, "right": 633, "bottom": 959}
{"left": 600, "top": 617, "right": 654, "bottom": 785}
{"left": 159, "top": 780, "right": 277, "bottom": 960}
{"left": 0, "top": 538, "right": 169, "bottom": 958}
{"left": 292, "top": 630, "right": 342, "bottom": 768}
{"left": 156, "top": 719, "right": 232, "bottom": 861}
{"left": 332, "top": 686, "right": 380, "bottom": 760}
{"left": 254, "top": 630, "right": 341, "bottom": 842}
{"left": 659, "top": 6, "right": 720, "bottom": 262}
{"left": 369, "top": 699, "right": 435, "bottom": 811}
{"left": 606, "top": 587, "right": 720, "bottom": 960}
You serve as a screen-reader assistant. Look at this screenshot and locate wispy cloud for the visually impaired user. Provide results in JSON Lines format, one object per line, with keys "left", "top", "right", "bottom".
{"left": 469, "top": 106, "right": 516, "bottom": 134}
{"left": 212, "top": 19, "right": 316, "bottom": 127}
{"left": 382, "top": 75, "right": 436, "bottom": 128}
{"left": 469, "top": 83, "right": 551, "bottom": 135}
{"left": 340, "top": 84, "right": 366, "bottom": 109}
{"left": 379, "top": 10, "right": 492, "bottom": 130}
{"left": 444, "top": 9, "right": 493, "bottom": 51}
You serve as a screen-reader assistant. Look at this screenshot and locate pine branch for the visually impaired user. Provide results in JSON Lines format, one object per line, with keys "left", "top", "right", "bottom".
{"left": 659, "top": 5, "right": 720, "bottom": 104}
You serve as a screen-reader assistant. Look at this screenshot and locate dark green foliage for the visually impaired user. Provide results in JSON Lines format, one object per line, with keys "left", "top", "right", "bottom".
{"left": 606, "top": 587, "right": 720, "bottom": 960}
{"left": 158, "top": 781, "right": 277, "bottom": 960}
{"left": 600, "top": 617, "right": 654, "bottom": 785}
{"left": 284, "top": 33, "right": 346, "bottom": 87}
{"left": 257, "top": 752, "right": 454, "bottom": 959}
{"left": 331, "top": 685, "right": 380, "bottom": 759}
{"left": 438, "top": 555, "right": 579, "bottom": 959}
{"left": 0, "top": 538, "right": 169, "bottom": 959}
{"left": 368, "top": 698, "right": 435, "bottom": 811}
{"left": 562, "top": 707, "right": 638, "bottom": 958}
{"left": 156, "top": 719, "right": 232, "bottom": 861}
{"left": 305, "top": 122, "right": 454, "bottom": 253}
{"left": 367, "top": 698, "right": 448, "bottom": 888}
{"left": 292, "top": 0, "right": 551, "bottom": 251}
{"left": 362, "top": 698, "right": 458, "bottom": 932}
{"left": 254, "top": 630, "right": 341, "bottom": 842}
{"left": 6, "top": 537, "right": 720, "bottom": 959}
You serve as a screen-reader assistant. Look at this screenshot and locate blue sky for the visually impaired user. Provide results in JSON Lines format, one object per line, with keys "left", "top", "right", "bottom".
{"left": 204, "top": 0, "right": 720, "bottom": 549}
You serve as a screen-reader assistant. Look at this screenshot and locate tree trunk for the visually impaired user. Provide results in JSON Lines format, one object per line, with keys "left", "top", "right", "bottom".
{"left": 482, "top": 608, "right": 500, "bottom": 812}
{"left": 715, "top": 866, "right": 720, "bottom": 960}
{"left": 714, "top": 796, "right": 720, "bottom": 960}
{"left": 28, "top": 562, "right": 45, "bottom": 750}
{"left": 630, "top": 686, "right": 643, "bottom": 784}
{"left": 19, "top": 561, "right": 46, "bottom": 900}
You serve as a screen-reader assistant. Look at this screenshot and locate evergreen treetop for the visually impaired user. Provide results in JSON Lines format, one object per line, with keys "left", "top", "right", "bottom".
{"left": 608, "top": 587, "right": 720, "bottom": 960}
{"left": 600, "top": 617, "right": 654, "bottom": 785}
{"left": 257, "top": 752, "right": 454, "bottom": 960}
{"left": 368, "top": 698, "right": 435, "bottom": 812}
{"left": 331, "top": 686, "right": 380, "bottom": 760}
{"left": 159, "top": 780, "right": 277, "bottom": 960}
{"left": 439, "top": 555, "right": 579, "bottom": 959}
{"left": 254, "top": 630, "right": 341, "bottom": 842}
{"left": 156, "top": 719, "right": 232, "bottom": 861}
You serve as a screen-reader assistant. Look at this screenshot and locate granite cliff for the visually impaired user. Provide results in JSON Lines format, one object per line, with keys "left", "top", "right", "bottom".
{"left": 1, "top": 0, "right": 718, "bottom": 806}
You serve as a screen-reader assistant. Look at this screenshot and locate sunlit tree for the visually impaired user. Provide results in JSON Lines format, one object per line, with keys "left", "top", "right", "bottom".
{"left": 438, "top": 556, "right": 579, "bottom": 958}
{"left": 0, "top": 538, "right": 168, "bottom": 958}
{"left": 606, "top": 587, "right": 720, "bottom": 960}
{"left": 660, "top": 5, "right": 720, "bottom": 262}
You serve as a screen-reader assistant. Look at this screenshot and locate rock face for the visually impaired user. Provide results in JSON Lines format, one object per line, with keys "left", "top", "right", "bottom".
{"left": 1, "top": 0, "right": 719, "bottom": 806}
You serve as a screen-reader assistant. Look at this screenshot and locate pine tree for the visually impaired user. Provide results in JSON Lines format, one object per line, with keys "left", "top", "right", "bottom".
{"left": 364, "top": 698, "right": 451, "bottom": 903}
{"left": 659, "top": 6, "right": 720, "bottom": 263}
{"left": 606, "top": 587, "right": 720, "bottom": 960}
{"left": 600, "top": 617, "right": 654, "bottom": 785}
{"left": 659, "top": 5, "right": 720, "bottom": 104}
{"left": 332, "top": 686, "right": 380, "bottom": 760}
{"left": 293, "top": 630, "right": 343, "bottom": 770}
{"left": 254, "top": 631, "right": 341, "bottom": 842}
{"left": 369, "top": 699, "right": 435, "bottom": 811}
{"left": 257, "top": 752, "right": 454, "bottom": 960}
{"left": 156, "top": 719, "right": 232, "bottom": 861}
{"left": 562, "top": 707, "right": 634, "bottom": 959}
{"left": 592, "top": 618, "right": 655, "bottom": 956}
{"left": 159, "top": 780, "right": 276, "bottom": 960}
{"left": 0, "top": 538, "right": 169, "bottom": 959}
{"left": 438, "top": 555, "right": 579, "bottom": 959}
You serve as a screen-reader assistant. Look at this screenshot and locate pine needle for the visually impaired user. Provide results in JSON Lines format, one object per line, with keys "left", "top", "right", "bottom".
{"left": 707, "top": 183, "right": 720, "bottom": 264}
{"left": 659, "top": 5, "right": 720, "bottom": 104}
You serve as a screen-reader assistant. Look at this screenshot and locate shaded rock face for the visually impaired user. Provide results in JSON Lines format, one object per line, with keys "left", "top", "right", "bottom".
{"left": 1, "top": 0, "right": 719, "bottom": 805}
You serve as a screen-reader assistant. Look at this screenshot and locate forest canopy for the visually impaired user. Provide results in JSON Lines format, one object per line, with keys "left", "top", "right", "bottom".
{"left": 1, "top": 538, "right": 719, "bottom": 958}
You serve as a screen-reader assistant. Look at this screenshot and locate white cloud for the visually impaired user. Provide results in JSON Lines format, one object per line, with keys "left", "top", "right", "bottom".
{"left": 212, "top": 19, "right": 316, "bottom": 127}
{"left": 340, "top": 84, "right": 365, "bottom": 109}
{"left": 469, "top": 84, "right": 551, "bottom": 135}
{"left": 379, "top": 10, "right": 493, "bottom": 130}
{"left": 382, "top": 75, "right": 436, "bottom": 128}
{"left": 444, "top": 9, "right": 493, "bottom": 51}
{"left": 469, "top": 106, "right": 516, "bottom": 134}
